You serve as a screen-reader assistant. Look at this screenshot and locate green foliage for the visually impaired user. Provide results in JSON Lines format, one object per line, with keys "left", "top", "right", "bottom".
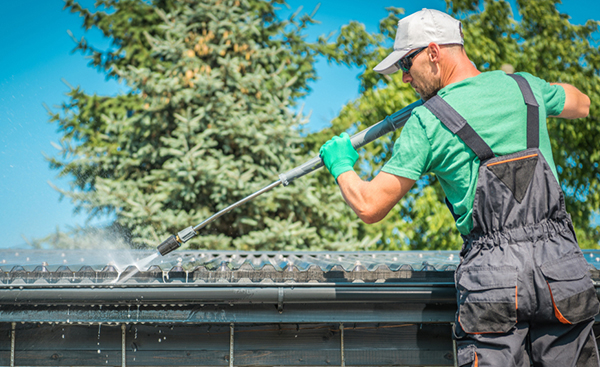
{"left": 50, "top": 0, "right": 599, "bottom": 251}
{"left": 307, "top": 0, "right": 600, "bottom": 249}
{"left": 49, "top": 0, "right": 375, "bottom": 250}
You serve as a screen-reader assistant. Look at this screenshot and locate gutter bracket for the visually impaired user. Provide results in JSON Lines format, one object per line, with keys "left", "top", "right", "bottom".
{"left": 277, "top": 287, "right": 284, "bottom": 314}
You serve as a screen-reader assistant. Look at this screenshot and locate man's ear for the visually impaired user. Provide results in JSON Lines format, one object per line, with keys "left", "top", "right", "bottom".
{"left": 427, "top": 42, "right": 442, "bottom": 63}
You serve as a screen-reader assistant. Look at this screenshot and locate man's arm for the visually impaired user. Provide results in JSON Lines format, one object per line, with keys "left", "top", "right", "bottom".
{"left": 319, "top": 132, "right": 416, "bottom": 224}
{"left": 550, "top": 83, "right": 590, "bottom": 119}
{"left": 336, "top": 170, "right": 415, "bottom": 224}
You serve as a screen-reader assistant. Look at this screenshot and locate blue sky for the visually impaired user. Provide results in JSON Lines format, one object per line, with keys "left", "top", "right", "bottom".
{"left": 0, "top": 0, "right": 597, "bottom": 249}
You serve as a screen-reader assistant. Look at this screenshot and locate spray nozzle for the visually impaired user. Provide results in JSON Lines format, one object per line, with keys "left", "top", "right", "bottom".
{"left": 157, "top": 235, "right": 181, "bottom": 256}
{"left": 157, "top": 226, "right": 197, "bottom": 256}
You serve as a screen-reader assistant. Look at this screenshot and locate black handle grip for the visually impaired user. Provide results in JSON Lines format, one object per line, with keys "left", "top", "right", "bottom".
{"left": 278, "top": 100, "right": 422, "bottom": 186}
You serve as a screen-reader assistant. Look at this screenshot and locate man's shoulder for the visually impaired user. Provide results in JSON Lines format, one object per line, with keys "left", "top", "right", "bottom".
{"left": 436, "top": 70, "right": 546, "bottom": 107}
{"left": 409, "top": 103, "right": 438, "bottom": 128}
{"left": 440, "top": 70, "right": 550, "bottom": 92}
{"left": 406, "top": 100, "right": 458, "bottom": 143}
{"left": 441, "top": 70, "right": 513, "bottom": 92}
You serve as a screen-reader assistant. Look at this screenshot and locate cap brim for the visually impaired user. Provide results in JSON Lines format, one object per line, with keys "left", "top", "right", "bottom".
{"left": 373, "top": 49, "right": 410, "bottom": 75}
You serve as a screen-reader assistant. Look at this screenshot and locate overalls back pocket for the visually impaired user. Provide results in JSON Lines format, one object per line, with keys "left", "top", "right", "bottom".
{"left": 457, "top": 265, "right": 518, "bottom": 334}
{"left": 540, "top": 254, "right": 599, "bottom": 324}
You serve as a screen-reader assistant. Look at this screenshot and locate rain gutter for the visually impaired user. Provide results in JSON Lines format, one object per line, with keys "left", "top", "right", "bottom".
{"left": 0, "top": 283, "right": 457, "bottom": 305}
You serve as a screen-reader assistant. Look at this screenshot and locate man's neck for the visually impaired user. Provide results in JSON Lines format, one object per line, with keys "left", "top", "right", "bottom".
{"left": 440, "top": 54, "right": 481, "bottom": 88}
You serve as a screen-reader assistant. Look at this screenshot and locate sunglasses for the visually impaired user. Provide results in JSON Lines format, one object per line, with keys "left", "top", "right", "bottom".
{"left": 397, "top": 47, "right": 427, "bottom": 73}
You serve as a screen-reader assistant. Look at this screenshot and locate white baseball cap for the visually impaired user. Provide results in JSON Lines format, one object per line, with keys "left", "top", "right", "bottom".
{"left": 373, "top": 8, "right": 464, "bottom": 75}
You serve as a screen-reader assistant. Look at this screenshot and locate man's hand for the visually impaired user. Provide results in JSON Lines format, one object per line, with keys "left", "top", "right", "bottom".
{"left": 319, "top": 132, "right": 359, "bottom": 181}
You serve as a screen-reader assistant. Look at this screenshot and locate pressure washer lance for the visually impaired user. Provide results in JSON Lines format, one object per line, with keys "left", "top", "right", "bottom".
{"left": 156, "top": 100, "right": 423, "bottom": 256}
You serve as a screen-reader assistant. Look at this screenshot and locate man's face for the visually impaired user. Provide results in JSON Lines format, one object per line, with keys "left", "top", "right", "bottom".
{"left": 400, "top": 48, "right": 441, "bottom": 101}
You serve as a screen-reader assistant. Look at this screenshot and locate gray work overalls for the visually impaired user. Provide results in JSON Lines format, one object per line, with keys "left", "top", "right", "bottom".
{"left": 424, "top": 74, "right": 600, "bottom": 366}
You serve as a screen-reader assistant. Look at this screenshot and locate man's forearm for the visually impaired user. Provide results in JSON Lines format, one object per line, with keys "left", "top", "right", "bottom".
{"left": 336, "top": 171, "right": 380, "bottom": 223}
{"left": 336, "top": 170, "right": 415, "bottom": 224}
{"left": 319, "top": 132, "right": 415, "bottom": 224}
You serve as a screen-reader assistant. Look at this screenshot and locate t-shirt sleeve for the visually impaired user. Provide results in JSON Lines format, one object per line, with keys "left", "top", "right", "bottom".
{"left": 381, "top": 112, "right": 432, "bottom": 180}
{"left": 518, "top": 72, "right": 565, "bottom": 117}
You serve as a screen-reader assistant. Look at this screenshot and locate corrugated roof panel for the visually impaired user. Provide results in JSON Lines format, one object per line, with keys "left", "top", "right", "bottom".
{"left": 0, "top": 249, "right": 598, "bottom": 286}
{"left": 0, "top": 249, "right": 462, "bottom": 271}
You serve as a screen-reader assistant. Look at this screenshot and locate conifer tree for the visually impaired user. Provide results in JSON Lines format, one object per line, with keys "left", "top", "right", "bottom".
{"left": 49, "top": 0, "right": 375, "bottom": 250}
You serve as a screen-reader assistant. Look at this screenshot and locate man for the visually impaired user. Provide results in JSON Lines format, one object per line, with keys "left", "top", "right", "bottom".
{"left": 319, "top": 8, "right": 598, "bottom": 366}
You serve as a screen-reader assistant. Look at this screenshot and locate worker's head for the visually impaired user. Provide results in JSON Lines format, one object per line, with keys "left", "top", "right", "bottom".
{"left": 373, "top": 9, "right": 465, "bottom": 100}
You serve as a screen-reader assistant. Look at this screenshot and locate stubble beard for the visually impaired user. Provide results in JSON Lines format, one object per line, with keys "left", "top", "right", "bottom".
{"left": 414, "top": 78, "right": 441, "bottom": 101}
{"left": 410, "top": 70, "right": 442, "bottom": 101}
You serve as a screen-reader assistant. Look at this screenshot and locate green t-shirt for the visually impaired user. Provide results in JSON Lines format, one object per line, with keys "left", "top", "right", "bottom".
{"left": 381, "top": 71, "right": 565, "bottom": 235}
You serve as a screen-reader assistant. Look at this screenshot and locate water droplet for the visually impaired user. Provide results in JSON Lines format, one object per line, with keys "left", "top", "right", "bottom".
{"left": 97, "top": 350, "right": 101, "bottom": 354}
{"left": 158, "top": 339, "right": 162, "bottom": 343}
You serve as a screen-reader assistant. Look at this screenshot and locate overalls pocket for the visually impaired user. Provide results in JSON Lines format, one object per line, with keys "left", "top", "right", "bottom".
{"left": 540, "top": 254, "right": 599, "bottom": 324}
{"left": 457, "top": 265, "right": 518, "bottom": 334}
{"left": 457, "top": 344, "right": 478, "bottom": 366}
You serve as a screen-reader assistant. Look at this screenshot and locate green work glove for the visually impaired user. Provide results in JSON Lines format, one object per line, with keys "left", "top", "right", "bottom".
{"left": 319, "top": 132, "right": 359, "bottom": 181}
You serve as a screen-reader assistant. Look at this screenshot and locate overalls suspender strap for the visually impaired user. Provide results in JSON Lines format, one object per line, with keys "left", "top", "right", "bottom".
{"left": 507, "top": 74, "right": 540, "bottom": 149}
{"left": 424, "top": 96, "right": 495, "bottom": 161}
{"left": 424, "top": 74, "right": 540, "bottom": 159}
